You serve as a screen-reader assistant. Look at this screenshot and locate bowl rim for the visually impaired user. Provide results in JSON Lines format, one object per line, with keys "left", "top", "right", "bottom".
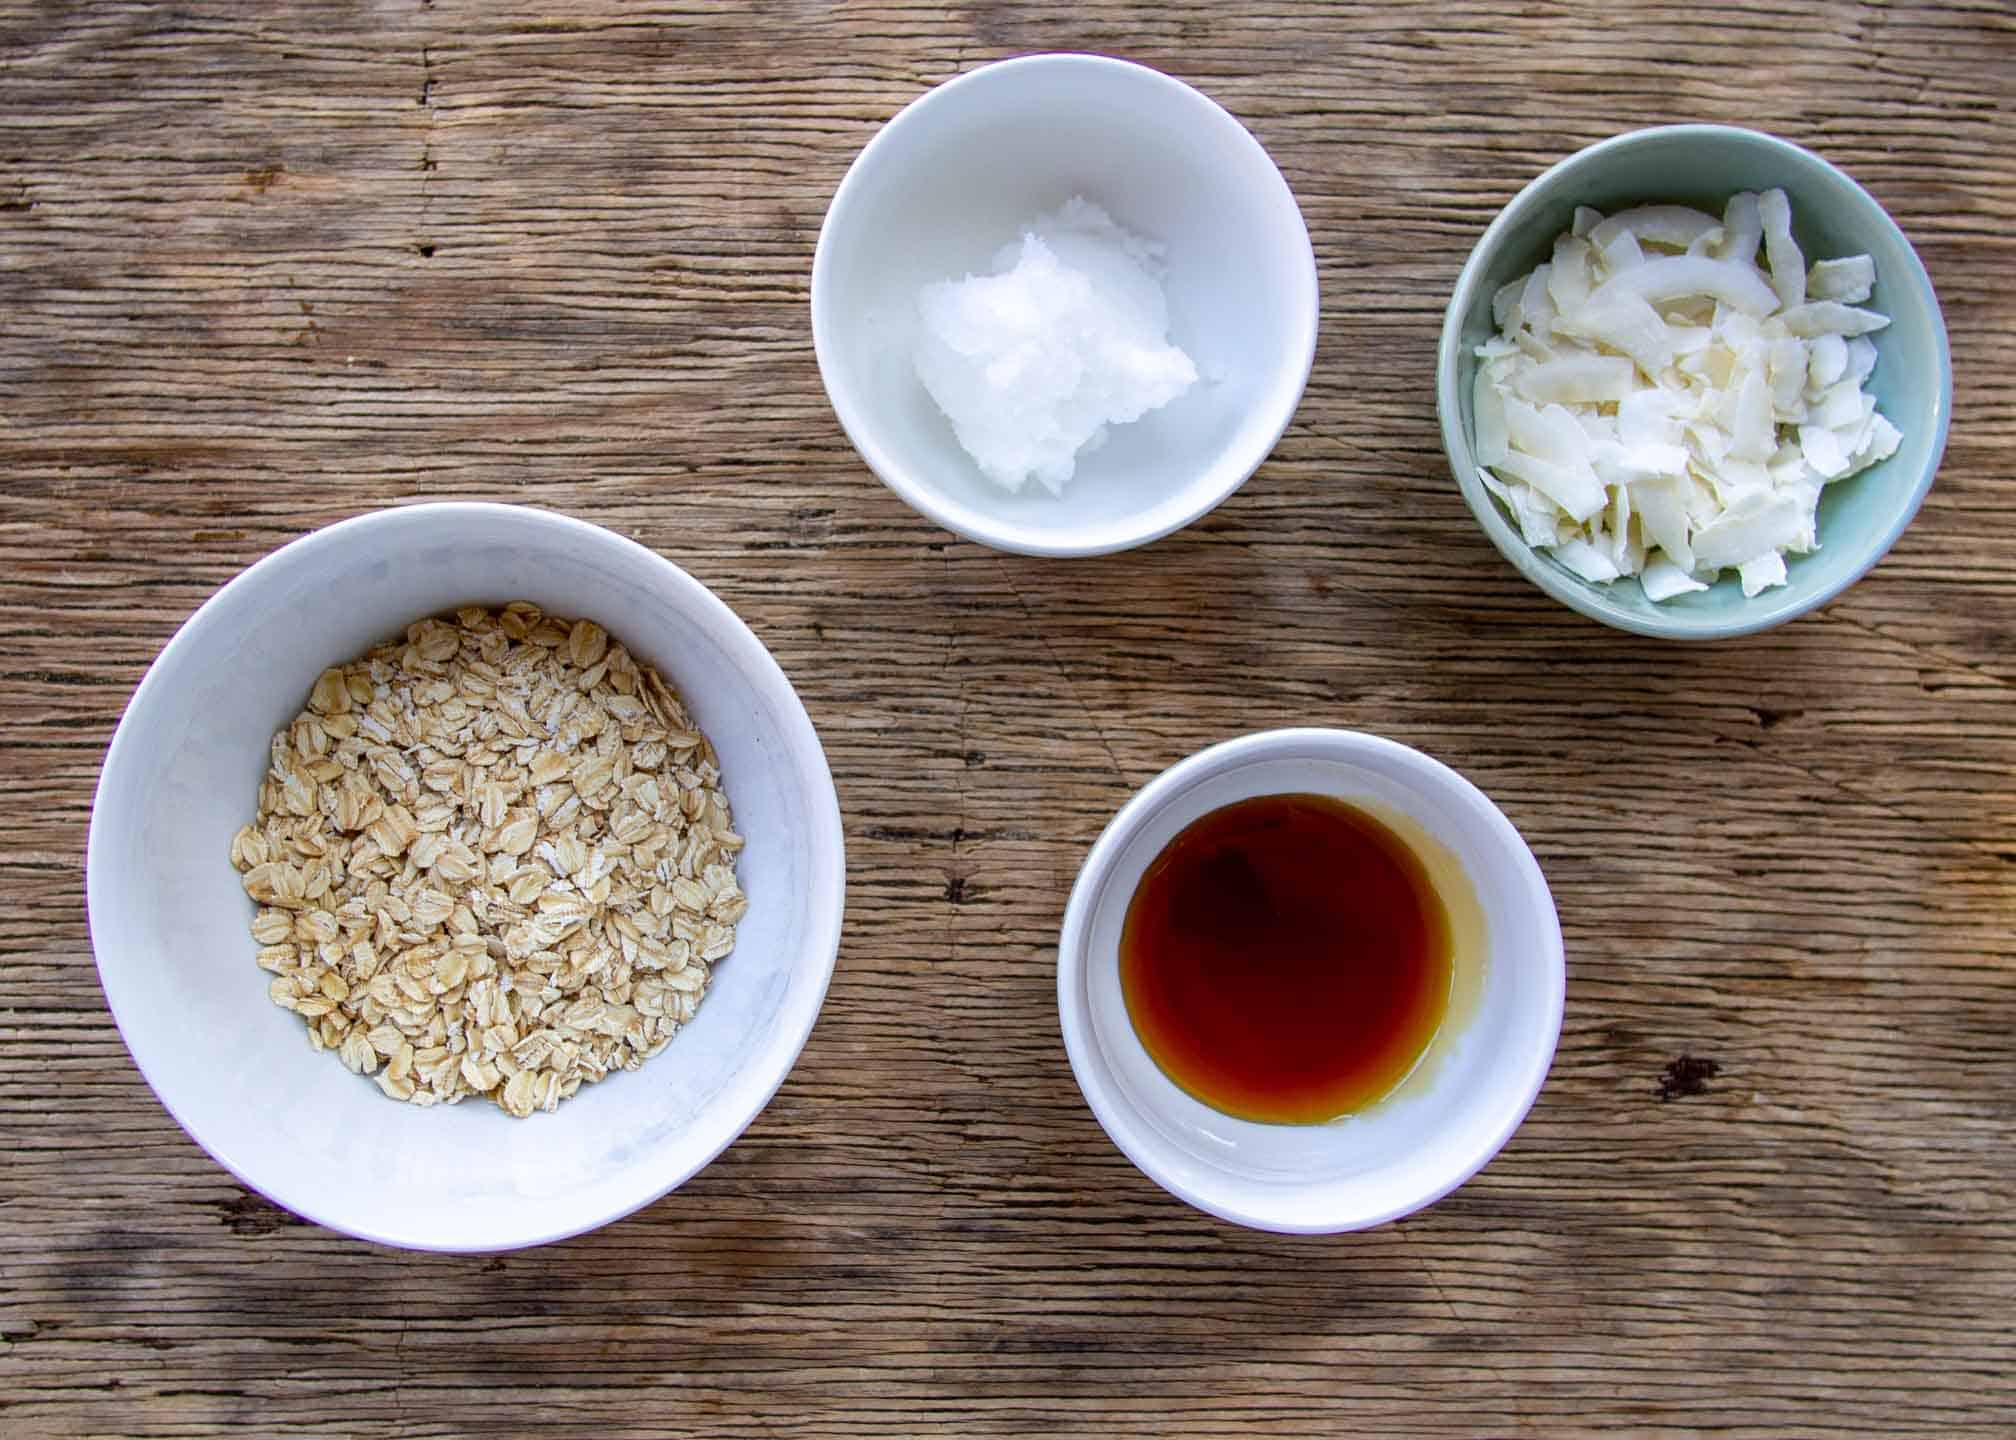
{"left": 810, "top": 50, "right": 1319, "bottom": 558}
{"left": 1435, "top": 122, "right": 1952, "bottom": 640}
{"left": 1055, "top": 727, "right": 1565, "bottom": 1233}
{"left": 84, "top": 501, "right": 848, "bottom": 1251}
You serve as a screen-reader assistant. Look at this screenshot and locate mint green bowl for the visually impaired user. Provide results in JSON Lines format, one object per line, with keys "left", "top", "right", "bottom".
{"left": 1436, "top": 125, "right": 1950, "bottom": 640}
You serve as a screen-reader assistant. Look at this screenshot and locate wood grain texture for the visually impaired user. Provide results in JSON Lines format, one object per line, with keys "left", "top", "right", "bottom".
{"left": 2, "top": 1, "right": 2013, "bottom": 1435}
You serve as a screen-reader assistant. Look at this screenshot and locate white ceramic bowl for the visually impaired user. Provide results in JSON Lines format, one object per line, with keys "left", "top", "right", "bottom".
{"left": 812, "top": 52, "right": 1318, "bottom": 557}
{"left": 86, "top": 503, "right": 846, "bottom": 1252}
{"left": 1057, "top": 729, "right": 1564, "bottom": 1233}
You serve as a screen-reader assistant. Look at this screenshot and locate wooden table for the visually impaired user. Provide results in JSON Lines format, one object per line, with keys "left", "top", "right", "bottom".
{"left": 4, "top": 3, "right": 2012, "bottom": 1434}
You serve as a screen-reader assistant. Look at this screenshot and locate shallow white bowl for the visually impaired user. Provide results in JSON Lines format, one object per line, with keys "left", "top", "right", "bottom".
{"left": 86, "top": 503, "right": 846, "bottom": 1252}
{"left": 1057, "top": 729, "right": 1564, "bottom": 1233}
{"left": 812, "top": 52, "right": 1318, "bottom": 557}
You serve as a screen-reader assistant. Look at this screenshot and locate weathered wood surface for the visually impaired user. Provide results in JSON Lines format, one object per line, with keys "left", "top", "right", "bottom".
{"left": 3, "top": 1, "right": 2013, "bottom": 1435}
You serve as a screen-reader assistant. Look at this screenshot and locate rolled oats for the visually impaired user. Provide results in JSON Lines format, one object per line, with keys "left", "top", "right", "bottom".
{"left": 229, "top": 603, "right": 746, "bottom": 1119}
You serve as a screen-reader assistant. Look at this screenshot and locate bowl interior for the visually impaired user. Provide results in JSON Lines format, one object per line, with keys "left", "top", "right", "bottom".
{"left": 87, "top": 505, "right": 844, "bottom": 1251}
{"left": 814, "top": 54, "right": 1316, "bottom": 555}
{"left": 1438, "top": 126, "right": 1951, "bottom": 637}
{"left": 1059, "top": 731, "right": 1563, "bottom": 1233}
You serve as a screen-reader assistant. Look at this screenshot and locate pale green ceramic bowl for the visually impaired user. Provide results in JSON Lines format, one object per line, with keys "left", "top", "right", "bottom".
{"left": 1437, "top": 125, "right": 1950, "bottom": 639}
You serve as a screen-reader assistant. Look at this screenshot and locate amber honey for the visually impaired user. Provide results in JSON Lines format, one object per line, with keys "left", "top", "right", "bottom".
{"left": 1119, "top": 793, "right": 1453, "bottom": 1124}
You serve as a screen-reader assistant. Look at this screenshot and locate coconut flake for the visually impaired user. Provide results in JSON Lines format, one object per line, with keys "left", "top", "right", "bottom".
{"left": 1758, "top": 189, "right": 1806, "bottom": 311}
{"left": 1553, "top": 294, "right": 1678, "bottom": 376}
{"left": 1767, "top": 337, "right": 1808, "bottom": 417}
{"left": 1473, "top": 190, "right": 1902, "bottom": 603}
{"left": 1552, "top": 536, "right": 1621, "bottom": 583}
{"left": 1473, "top": 366, "right": 1511, "bottom": 466}
{"left": 1844, "top": 335, "right": 1880, "bottom": 387}
{"left": 1777, "top": 301, "right": 1892, "bottom": 339}
{"left": 1480, "top": 469, "right": 1565, "bottom": 548}
{"left": 1738, "top": 551, "right": 1788, "bottom": 597}
{"left": 1513, "top": 354, "right": 1636, "bottom": 405}
{"left": 1641, "top": 557, "right": 1710, "bottom": 601}
{"left": 1633, "top": 476, "right": 1697, "bottom": 573}
{"left": 1808, "top": 255, "right": 1875, "bottom": 304}
{"left": 1713, "top": 192, "right": 1763, "bottom": 266}
{"left": 1590, "top": 205, "right": 1722, "bottom": 252}
{"left": 1597, "top": 227, "right": 1644, "bottom": 274}
{"left": 1807, "top": 333, "right": 1849, "bottom": 391}
{"left": 1728, "top": 367, "right": 1777, "bottom": 462}
{"left": 1617, "top": 388, "right": 1684, "bottom": 450}
{"left": 1851, "top": 414, "right": 1903, "bottom": 474}
{"left": 1692, "top": 489, "right": 1806, "bottom": 570}
{"left": 1599, "top": 439, "right": 1690, "bottom": 484}
{"left": 1494, "top": 444, "right": 1607, "bottom": 523}
{"left": 1518, "top": 265, "right": 1557, "bottom": 333}
{"left": 1547, "top": 235, "right": 1595, "bottom": 314}
{"left": 1586, "top": 254, "right": 1781, "bottom": 316}
{"left": 1812, "top": 378, "right": 1868, "bottom": 431}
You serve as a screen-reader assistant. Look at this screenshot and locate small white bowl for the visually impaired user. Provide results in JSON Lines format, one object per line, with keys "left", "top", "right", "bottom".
{"left": 812, "top": 53, "right": 1318, "bottom": 557}
{"left": 1057, "top": 729, "right": 1564, "bottom": 1233}
{"left": 86, "top": 503, "right": 846, "bottom": 1252}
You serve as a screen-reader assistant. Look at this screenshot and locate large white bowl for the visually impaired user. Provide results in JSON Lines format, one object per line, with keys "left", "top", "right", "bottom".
{"left": 812, "top": 52, "right": 1318, "bottom": 557}
{"left": 1057, "top": 729, "right": 1564, "bottom": 1233}
{"left": 86, "top": 503, "right": 846, "bottom": 1251}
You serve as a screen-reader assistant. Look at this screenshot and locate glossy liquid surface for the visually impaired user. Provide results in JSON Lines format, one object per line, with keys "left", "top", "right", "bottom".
{"left": 1119, "top": 793, "right": 1453, "bottom": 1124}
